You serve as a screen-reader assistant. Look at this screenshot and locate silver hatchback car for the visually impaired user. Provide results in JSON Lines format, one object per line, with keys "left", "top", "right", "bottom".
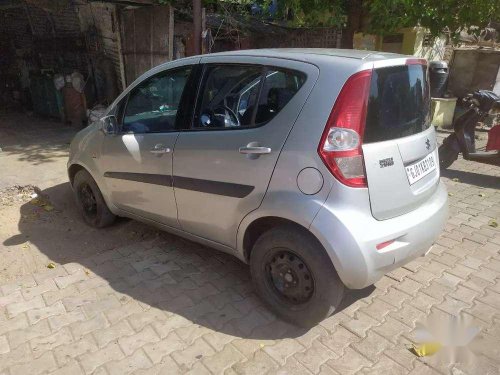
{"left": 68, "top": 49, "right": 448, "bottom": 327}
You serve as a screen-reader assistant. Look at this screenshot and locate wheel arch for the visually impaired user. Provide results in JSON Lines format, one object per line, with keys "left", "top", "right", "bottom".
{"left": 68, "top": 163, "right": 86, "bottom": 186}
{"left": 242, "top": 216, "right": 322, "bottom": 262}
{"left": 68, "top": 162, "right": 105, "bottom": 192}
{"left": 67, "top": 162, "right": 117, "bottom": 214}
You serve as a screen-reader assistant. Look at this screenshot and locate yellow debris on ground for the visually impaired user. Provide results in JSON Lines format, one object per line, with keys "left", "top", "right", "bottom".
{"left": 412, "top": 342, "right": 442, "bottom": 357}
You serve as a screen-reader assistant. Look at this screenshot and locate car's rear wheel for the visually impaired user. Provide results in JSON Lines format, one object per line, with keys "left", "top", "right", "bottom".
{"left": 250, "top": 225, "right": 344, "bottom": 328}
{"left": 73, "top": 169, "right": 115, "bottom": 228}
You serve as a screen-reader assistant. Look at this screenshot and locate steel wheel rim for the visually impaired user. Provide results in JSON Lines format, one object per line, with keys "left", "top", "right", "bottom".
{"left": 264, "top": 249, "right": 314, "bottom": 305}
{"left": 78, "top": 183, "right": 97, "bottom": 217}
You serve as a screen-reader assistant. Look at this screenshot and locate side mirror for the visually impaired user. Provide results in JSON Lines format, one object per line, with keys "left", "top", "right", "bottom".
{"left": 100, "top": 115, "right": 118, "bottom": 135}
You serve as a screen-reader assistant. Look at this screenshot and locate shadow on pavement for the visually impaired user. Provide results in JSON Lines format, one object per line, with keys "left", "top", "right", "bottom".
{"left": 4, "top": 182, "right": 375, "bottom": 340}
{"left": 0, "top": 113, "right": 76, "bottom": 165}
{"left": 0, "top": 143, "right": 70, "bottom": 165}
{"left": 441, "top": 168, "right": 500, "bottom": 189}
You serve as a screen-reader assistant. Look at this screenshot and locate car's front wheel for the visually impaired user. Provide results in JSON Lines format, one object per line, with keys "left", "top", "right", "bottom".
{"left": 250, "top": 225, "right": 345, "bottom": 328}
{"left": 73, "top": 169, "right": 115, "bottom": 228}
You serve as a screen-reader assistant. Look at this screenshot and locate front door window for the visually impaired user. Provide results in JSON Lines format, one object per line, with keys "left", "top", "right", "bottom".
{"left": 122, "top": 67, "right": 192, "bottom": 133}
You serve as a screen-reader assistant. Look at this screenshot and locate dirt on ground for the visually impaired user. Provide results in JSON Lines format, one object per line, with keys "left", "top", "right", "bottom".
{"left": 0, "top": 113, "right": 163, "bottom": 283}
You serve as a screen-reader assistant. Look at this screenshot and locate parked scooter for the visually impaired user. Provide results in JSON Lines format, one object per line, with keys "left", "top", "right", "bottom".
{"left": 439, "top": 90, "right": 500, "bottom": 169}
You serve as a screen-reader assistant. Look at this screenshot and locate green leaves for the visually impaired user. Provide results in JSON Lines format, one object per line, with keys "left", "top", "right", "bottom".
{"left": 364, "top": 0, "right": 500, "bottom": 36}
{"left": 164, "top": 0, "right": 499, "bottom": 41}
{"left": 273, "top": 0, "right": 347, "bottom": 27}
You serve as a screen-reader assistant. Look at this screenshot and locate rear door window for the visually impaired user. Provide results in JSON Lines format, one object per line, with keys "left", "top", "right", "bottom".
{"left": 364, "top": 64, "right": 430, "bottom": 143}
{"left": 196, "top": 65, "right": 263, "bottom": 128}
{"left": 194, "top": 65, "right": 305, "bottom": 129}
{"left": 254, "top": 69, "right": 306, "bottom": 124}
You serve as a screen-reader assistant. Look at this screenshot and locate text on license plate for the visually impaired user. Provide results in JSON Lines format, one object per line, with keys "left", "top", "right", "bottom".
{"left": 405, "top": 153, "right": 436, "bottom": 185}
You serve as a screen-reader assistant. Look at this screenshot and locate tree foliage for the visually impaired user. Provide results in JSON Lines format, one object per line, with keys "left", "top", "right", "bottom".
{"left": 271, "top": 0, "right": 347, "bottom": 28}
{"left": 159, "top": 0, "right": 499, "bottom": 48}
{"left": 196, "top": 0, "right": 500, "bottom": 36}
{"left": 365, "top": 0, "right": 500, "bottom": 36}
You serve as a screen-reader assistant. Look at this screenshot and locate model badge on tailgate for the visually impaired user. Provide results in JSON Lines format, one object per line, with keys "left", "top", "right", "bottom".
{"left": 379, "top": 157, "right": 394, "bottom": 168}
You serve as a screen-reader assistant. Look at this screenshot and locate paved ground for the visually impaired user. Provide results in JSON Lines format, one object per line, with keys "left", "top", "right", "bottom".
{"left": 0, "top": 113, "right": 499, "bottom": 374}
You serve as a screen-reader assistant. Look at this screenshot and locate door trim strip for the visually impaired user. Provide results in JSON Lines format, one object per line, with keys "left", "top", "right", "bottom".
{"left": 104, "top": 172, "right": 254, "bottom": 198}
{"left": 174, "top": 176, "right": 254, "bottom": 198}
{"left": 104, "top": 172, "right": 173, "bottom": 186}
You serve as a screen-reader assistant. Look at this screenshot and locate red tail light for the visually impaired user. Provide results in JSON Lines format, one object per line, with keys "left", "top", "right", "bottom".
{"left": 318, "top": 70, "right": 372, "bottom": 188}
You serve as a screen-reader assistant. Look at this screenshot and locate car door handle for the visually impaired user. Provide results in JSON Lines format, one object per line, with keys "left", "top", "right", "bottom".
{"left": 238, "top": 146, "right": 272, "bottom": 155}
{"left": 150, "top": 145, "right": 171, "bottom": 154}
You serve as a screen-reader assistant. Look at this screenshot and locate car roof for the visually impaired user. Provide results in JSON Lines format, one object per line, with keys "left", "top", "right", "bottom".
{"left": 204, "top": 48, "right": 408, "bottom": 62}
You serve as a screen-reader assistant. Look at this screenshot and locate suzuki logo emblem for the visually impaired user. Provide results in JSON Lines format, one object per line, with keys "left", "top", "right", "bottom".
{"left": 425, "top": 138, "right": 431, "bottom": 150}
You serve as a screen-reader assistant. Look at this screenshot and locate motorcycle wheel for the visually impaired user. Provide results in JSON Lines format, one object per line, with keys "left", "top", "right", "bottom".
{"left": 438, "top": 136, "right": 459, "bottom": 170}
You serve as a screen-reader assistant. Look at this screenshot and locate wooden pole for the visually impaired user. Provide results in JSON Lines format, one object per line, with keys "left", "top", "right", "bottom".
{"left": 201, "top": 7, "right": 206, "bottom": 54}
{"left": 168, "top": 5, "right": 174, "bottom": 61}
{"left": 193, "top": 0, "right": 201, "bottom": 55}
{"left": 114, "top": 5, "right": 127, "bottom": 90}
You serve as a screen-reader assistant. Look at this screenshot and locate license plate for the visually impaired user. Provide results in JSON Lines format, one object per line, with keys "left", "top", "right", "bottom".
{"left": 405, "top": 152, "right": 436, "bottom": 185}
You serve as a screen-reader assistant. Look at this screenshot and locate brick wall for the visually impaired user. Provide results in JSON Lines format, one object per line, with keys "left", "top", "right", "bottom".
{"left": 0, "top": 6, "right": 32, "bottom": 51}
{"left": 27, "top": 3, "right": 81, "bottom": 37}
{"left": 251, "top": 27, "right": 341, "bottom": 49}
{"left": 0, "top": 2, "right": 85, "bottom": 72}
{"left": 203, "top": 25, "right": 342, "bottom": 56}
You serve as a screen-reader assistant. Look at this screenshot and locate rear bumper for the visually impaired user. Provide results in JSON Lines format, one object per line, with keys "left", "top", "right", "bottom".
{"left": 310, "top": 181, "right": 448, "bottom": 289}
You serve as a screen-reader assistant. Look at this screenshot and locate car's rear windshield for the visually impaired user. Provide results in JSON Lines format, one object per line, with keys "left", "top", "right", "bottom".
{"left": 364, "top": 64, "right": 430, "bottom": 143}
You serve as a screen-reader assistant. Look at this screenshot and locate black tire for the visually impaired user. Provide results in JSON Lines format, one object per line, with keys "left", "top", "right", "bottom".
{"left": 73, "top": 169, "right": 116, "bottom": 228}
{"left": 250, "top": 225, "right": 345, "bottom": 328}
{"left": 438, "top": 136, "right": 459, "bottom": 170}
